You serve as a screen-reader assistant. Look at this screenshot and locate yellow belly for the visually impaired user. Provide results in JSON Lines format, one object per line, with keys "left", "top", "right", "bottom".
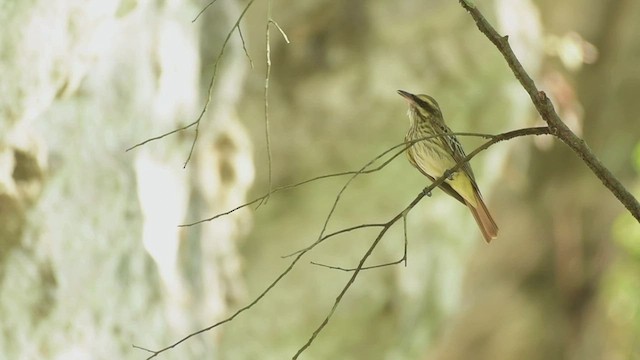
{"left": 409, "top": 146, "right": 477, "bottom": 207}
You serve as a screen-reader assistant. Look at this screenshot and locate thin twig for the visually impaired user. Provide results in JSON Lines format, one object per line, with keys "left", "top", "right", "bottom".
{"left": 192, "top": 0, "right": 218, "bottom": 23}
{"left": 260, "top": 0, "right": 275, "bottom": 206}
{"left": 293, "top": 192, "right": 420, "bottom": 358}
{"left": 182, "top": 132, "right": 494, "bottom": 227}
{"left": 237, "top": 25, "right": 254, "bottom": 68}
{"left": 183, "top": 120, "right": 201, "bottom": 168}
{"left": 458, "top": 0, "right": 640, "bottom": 222}
{"left": 314, "top": 216, "right": 410, "bottom": 272}
{"left": 312, "top": 223, "right": 387, "bottom": 245}
{"left": 183, "top": 0, "right": 256, "bottom": 168}
{"left": 310, "top": 245, "right": 407, "bottom": 272}
{"left": 181, "top": 141, "right": 403, "bottom": 227}
{"left": 138, "top": 245, "right": 310, "bottom": 360}
{"left": 310, "top": 221, "right": 406, "bottom": 272}
{"left": 126, "top": 0, "right": 256, "bottom": 168}
{"left": 269, "top": 19, "right": 290, "bottom": 43}
{"left": 132, "top": 344, "right": 154, "bottom": 354}
{"left": 126, "top": 121, "right": 197, "bottom": 152}
{"left": 402, "top": 214, "right": 408, "bottom": 267}
{"left": 258, "top": 14, "right": 290, "bottom": 207}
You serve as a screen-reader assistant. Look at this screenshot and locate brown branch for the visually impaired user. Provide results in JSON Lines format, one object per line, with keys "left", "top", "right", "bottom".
{"left": 237, "top": 25, "right": 254, "bottom": 68}
{"left": 125, "top": 121, "right": 197, "bottom": 152}
{"left": 180, "top": 139, "right": 409, "bottom": 227}
{"left": 262, "top": 1, "right": 275, "bottom": 205}
{"left": 191, "top": 0, "right": 218, "bottom": 22}
{"left": 458, "top": 0, "right": 640, "bottom": 222}
{"left": 126, "top": 0, "right": 256, "bottom": 169}
{"left": 182, "top": 132, "right": 493, "bottom": 228}
{"left": 310, "top": 214, "right": 409, "bottom": 272}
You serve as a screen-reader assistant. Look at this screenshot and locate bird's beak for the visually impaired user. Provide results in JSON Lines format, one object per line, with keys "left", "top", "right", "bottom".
{"left": 397, "top": 90, "right": 417, "bottom": 105}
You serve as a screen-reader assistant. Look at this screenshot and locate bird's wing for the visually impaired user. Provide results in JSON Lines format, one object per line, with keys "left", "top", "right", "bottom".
{"left": 436, "top": 122, "right": 482, "bottom": 192}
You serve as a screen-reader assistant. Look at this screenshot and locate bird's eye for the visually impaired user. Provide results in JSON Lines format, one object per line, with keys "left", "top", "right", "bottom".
{"left": 418, "top": 97, "right": 438, "bottom": 113}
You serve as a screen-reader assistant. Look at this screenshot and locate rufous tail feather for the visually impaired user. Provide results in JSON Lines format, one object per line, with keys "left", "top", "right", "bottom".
{"left": 466, "top": 190, "right": 498, "bottom": 243}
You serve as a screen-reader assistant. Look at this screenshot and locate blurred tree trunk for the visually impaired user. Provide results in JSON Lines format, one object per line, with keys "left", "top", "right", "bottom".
{"left": 0, "top": 1, "right": 253, "bottom": 358}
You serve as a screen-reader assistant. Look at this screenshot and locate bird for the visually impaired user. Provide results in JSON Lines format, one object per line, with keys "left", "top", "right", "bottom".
{"left": 398, "top": 89, "right": 498, "bottom": 242}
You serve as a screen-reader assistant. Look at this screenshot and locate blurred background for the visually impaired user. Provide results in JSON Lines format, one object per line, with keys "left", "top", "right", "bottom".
{"left": 1, "top": 0, "right": 639, "bottom": 359}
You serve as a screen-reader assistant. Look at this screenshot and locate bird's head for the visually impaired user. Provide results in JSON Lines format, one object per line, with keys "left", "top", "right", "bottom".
{"left": 397, "top": 90, "right": 441, "bottom": 114}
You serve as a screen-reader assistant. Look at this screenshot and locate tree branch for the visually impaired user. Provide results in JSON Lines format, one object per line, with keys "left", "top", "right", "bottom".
{"left": 181, "top": 132, "right": 493, "bottom": 227}
{"left": 126, "top": 0, "right": 256, "bottom": 169}
{"left": 458, "top": 0, "right": 640, "bottom": 222}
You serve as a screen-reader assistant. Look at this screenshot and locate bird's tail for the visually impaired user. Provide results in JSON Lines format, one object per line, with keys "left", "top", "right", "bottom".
{"left": 466, "top": 190, "right": 498, "bottom": 243}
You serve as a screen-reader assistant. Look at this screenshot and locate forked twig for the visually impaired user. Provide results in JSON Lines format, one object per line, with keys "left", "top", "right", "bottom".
{"left": 310, "top": 213, "right": 409, "bottom": 272}
{"left": 126, "top": 0, "right": 257, "bottom": 169}
{"left": 192, "top": 0, "right": 218, "bottom": 22}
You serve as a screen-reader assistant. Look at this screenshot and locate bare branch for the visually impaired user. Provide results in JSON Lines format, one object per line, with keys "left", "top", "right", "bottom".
{"left": 126, "top": 0, "right": 257, "bottom": 168}
{"left": 138, "top": 248, "right": 310, "bottom": 359}
{"left": 458, "top": 0, "right": 640, "bottom": 222}
{"left": 125, "top": 121, "right": 197, "bottom": 152}
{"left": 132, "top": 344, "right": 154, "bottom": 354}
{"left": 402, "top": 214, "right": 408, "bottom": 267}
{"left": 293, "top": 218, "right": 399, "bottom": 358}
{"left": 311, "top": 249, "right": 406, "bottom": 271}
{"left": 191, "top": 0, "right": 218, "bottom": 23}
{"left": 269, "top": 19, "right": 290, "bottom": 43}
{"left": 179, "top": 140, "right": 405, "bottom": 227}
{"left": 182, "top": 132, "right": 494, "bottom": 227}
{"left": 237, "top": 25, "right": 254, "bottom": 68}
{"left": 314, "top": 223, "right": 388, "bottom": 243}
{"left": 182, "top": 120, "right": 200, "bottom": 168}
{"left": 182, "top": 0, "right": 256, "bottom": 167}
{"left": 260, "top": 0, "right": 276, "bottom": 205}
{"left": 281, "top": 223, "right": 387, "bottom": 258}
{"left": 310, "top": 214, "right": 409, "bottom": 272}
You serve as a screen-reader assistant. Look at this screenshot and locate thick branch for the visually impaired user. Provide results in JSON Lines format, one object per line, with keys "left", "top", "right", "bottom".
{"left": 458, "top": 0, "right": 640, "bottom": 222}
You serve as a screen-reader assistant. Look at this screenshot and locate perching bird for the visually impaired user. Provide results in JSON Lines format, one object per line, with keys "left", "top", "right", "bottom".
{"left": 398, "top": 90, "right": 498, "bottom": 242}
